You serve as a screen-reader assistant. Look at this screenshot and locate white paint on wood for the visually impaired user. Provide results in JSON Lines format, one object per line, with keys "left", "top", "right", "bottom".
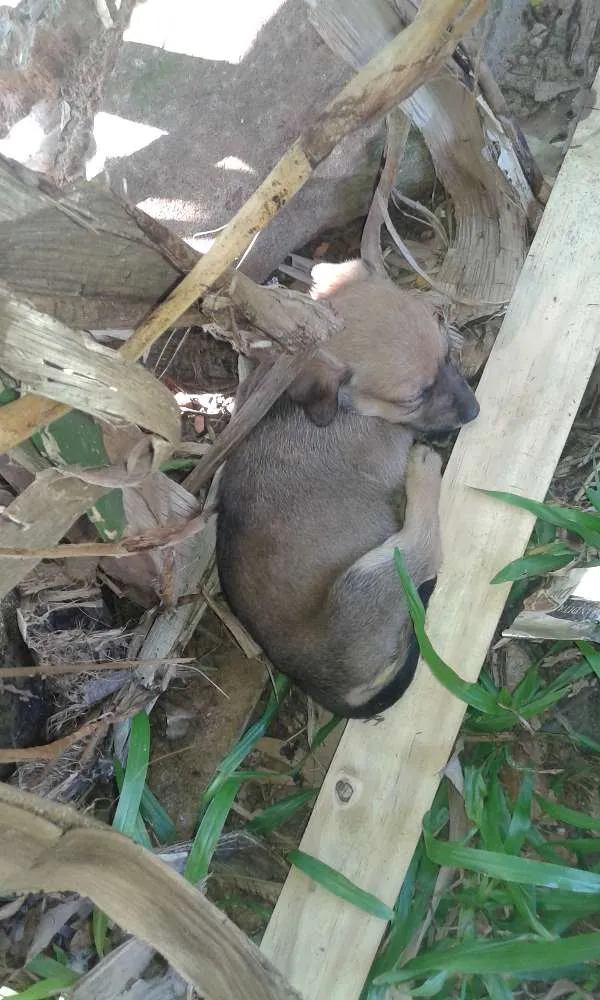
{"left": 261, "top": 71, "right": 600, "bottom": 1000}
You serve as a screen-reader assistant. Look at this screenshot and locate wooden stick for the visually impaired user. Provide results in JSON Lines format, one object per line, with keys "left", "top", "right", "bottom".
{"left": 0, "top": 657, "right": 193, "bottom": 679}
{"left": 261, "top": 70, "right": 600, "bottom": 1000}
{"left": 0, "top": 721, "right": 102, "bottom": 763}
{"left": 0, "top": 0, "right": 485, "bottom": 453}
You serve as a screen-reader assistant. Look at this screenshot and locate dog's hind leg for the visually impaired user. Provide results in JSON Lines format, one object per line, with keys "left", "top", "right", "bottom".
{"left": 326, "top": 445, "right": 442, "bottom": 716}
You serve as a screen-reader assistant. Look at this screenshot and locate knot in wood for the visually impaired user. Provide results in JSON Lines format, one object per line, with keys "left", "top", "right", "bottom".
{"left": 335, "top": 779, "right": 354, "bottom": 803}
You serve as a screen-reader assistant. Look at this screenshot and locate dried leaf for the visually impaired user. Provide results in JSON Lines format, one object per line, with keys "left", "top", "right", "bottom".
{"left": 0, "top": 285, "right": 180, "bottom": 442}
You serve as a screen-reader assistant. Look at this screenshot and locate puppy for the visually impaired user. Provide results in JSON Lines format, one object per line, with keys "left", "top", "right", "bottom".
{"left": 216, "top": 261, "right": 479, "bottom": 718}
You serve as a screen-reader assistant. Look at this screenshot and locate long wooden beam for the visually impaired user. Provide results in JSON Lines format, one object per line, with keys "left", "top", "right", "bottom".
{"left": 261, "top": 69, "right": 600, "bottom": 1000}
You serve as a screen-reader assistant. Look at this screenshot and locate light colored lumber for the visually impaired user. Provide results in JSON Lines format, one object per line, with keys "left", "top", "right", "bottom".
{"left": 261, "top": 71, "right": 600, "bottom": 999}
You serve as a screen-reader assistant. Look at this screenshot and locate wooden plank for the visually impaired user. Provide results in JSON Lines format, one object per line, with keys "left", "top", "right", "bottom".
{"left": 261, "top": 71, "right": 600, "bottom": 1000}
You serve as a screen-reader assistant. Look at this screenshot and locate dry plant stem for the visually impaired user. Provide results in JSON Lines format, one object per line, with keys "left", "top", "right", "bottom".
{"left": 0, "top": 787, "right": 303, "bottom": 1000}
{"left": 0, "top": 721, "right": 102, "bottom": 763}
{"left": 360, "top": 108, "right": 411, "bottom": 274}
{"left": 1, "top": 0, "right": 486, "bottom": 452}
{"left": 0, "top": 657, "right": 193, "bottom": 679}
{"left": 0, "top": 519, "right": 208, "bottom": 559}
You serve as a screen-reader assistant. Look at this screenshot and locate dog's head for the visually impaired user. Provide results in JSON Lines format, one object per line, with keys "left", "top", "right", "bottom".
{"left": 288, "top": 260, "right": 479, "bottom": 432}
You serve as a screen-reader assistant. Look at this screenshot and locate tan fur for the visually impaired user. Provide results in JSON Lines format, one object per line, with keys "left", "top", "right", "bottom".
{"left": 216, "top": 261, "right": 479, "bottom": 717}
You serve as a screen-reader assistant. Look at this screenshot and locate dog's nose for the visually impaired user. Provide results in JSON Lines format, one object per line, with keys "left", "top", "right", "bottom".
{"left": 458, "top": 394, "right": 480, "bottom": 424}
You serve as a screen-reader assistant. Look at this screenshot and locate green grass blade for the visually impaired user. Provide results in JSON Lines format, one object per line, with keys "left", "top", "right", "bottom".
{"left": 408, "top": 970, "right": 449, "bottom": 996}
{"left": 547, "top": 838, "right": 600, "bottom": 852}
{"left": 288, "top": 850, "right": 394, "bottom": 921}
{"left": 92, "top": 908, "right": 109, "bottom": 959}
{"left": 24, "top": 957, "right": 73, "bottom": 979}
{"left": 185, "top": 778, "right": 242, "bottom": 883}
{"left": 246, "top": 788, "right": 317, "bottom": 835}
{"left": 113, "top": 758, "right": 152, "bottom": 848}
{"left": 505, "top": 771, "right": 533, "bottom": 854}
{"left": 309, "top": 715, "right": 342, "bottom": 750}
{"left": 373, "top": 932, "right": 600, "bottom": 983}
{"left": 394, "top": 550, "right": 506, "bottom": 716}
{"left": 139, "top": 783, "right": 178, "bottom": 844}
{"left": 424, "top": 820, "right": 600, "bottom": 893}
{"left": 490, "top": 544, "right": 574, "bottom": 584}
{"left": 365, "top": 845, "right": 439, "bottom": 993}
{"left": 511, "top": 666, "right": 539, "bottom": 709}
{"left": 0, "top": 377, "right": 18, "bottom": 404}
{"left": 9, "top": 975, "right": 77, "bottom": 999}
{"left": 201, "top": 674, "right": 290, "bottom": 807}
{"left": 577, "top": 640, "right": 600, "bottom": 682}
{"left": 112, "top": 711, "right": 151, "bottom": 836}
{"left": 483, "top": 974, "right": 515, "bottom": 1000}
{"left": 480, "top": 490, "right": 600, "bottom": 547}
{"left": 535, "top": 794, "right": 600, "bottom": 832}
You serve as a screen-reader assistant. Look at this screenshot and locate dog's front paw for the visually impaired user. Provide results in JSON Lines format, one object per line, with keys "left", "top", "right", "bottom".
{"left": 407, "top": 444, "right": 442, "bottom": 480}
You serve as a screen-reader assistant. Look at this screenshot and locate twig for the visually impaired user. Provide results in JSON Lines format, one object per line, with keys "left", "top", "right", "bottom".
{"left": 0, "top": 720, "right": 102, "bottom": 763}
{"left": 0, "top": 657, "right": 193, "bottom": 679}
{"left": 0, "top": 515, "right": 208, "bottom": 559}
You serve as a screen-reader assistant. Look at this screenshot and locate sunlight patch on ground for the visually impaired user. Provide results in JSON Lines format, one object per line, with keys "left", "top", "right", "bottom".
{"left": 0, "top": 115, "right": 45, "bottom": 163}
{"left": 86, "top": 112, "right": 167, "bottom": 179}
{"left": 136, "top": 197, "right": 206, "bottom": 220}
{"left": 124, "top": 0, "right": 286, "bottom": 62}
{"left": 175, "top": 392, "right": 234, "bottom": 415}
{"left": 215, "top": 155, "right": 255, "bottom": 174}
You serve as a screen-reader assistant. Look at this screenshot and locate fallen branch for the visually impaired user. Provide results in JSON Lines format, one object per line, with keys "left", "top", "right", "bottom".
{"left": 0, "top": 657, "right": 193, "bottom": 679}
{"left": 0, "top": 721, "right": 102, "bottom": 763}
{"left": 1, "top": 0, "right": 486, "bottom": 452}
{"left": 0, "top": 514, "right": 208, "bottom": 559}
{"left": 0, "top": 784, "right": 303, "bottom": 1000}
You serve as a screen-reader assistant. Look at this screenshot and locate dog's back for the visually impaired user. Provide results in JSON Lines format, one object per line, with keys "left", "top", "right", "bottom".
{"left": 217, "top": 395, "right": 413, "bottom": 713}
{"left": 216, "top": 261, "right": 479, "bottom": 716}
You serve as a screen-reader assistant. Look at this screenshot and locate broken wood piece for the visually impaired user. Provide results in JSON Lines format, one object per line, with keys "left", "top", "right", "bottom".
{"left": 0, "top": 154, "right": 200, "bottom": 329}
{"left": 0, "top": 513, "right": 208, "bottom": 559}
{"left": 228, "top": 270, "right": 344, "bottom": 350}
{"left": 3, "top": 0, "right": 486, "bottom": 452}
{"left": 0, "top": 472, "right": 110, "bottom": 601}
{"left": 0, "top": 784, "right": 303, "bottom": 1000}
{"left": 261, "top": 68, "right": 600, "bottom": 1000}
{"left": 0, "top": 285, "right": 181, "bottom": 448}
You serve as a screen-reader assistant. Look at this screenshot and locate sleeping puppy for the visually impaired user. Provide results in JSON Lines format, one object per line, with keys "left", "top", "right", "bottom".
{"left": 216, "top": 260, "right": 479, "bottom": 718}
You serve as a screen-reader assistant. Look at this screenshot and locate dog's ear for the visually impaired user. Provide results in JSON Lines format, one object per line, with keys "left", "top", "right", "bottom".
{"left": 310, "top": 259, "right": 371, "bottom": 300}
{"left": 288, "top": 353, "right": 351, "bottom": 426}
